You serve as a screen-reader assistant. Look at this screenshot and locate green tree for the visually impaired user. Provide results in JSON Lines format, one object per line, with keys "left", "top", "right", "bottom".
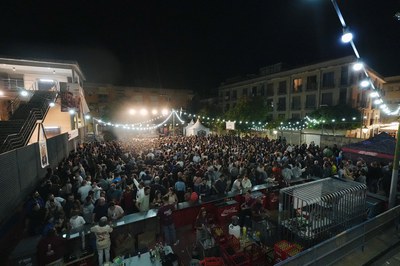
{"left": 224, "top": 97, "right": 270, "bottom": 132}
{"left": 308, "top": 104, "right": 361, "bottom": 129}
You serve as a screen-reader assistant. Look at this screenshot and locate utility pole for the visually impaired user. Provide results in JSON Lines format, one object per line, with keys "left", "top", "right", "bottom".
{"left": 389, "top": 116, "right": 400, "bottom": 208}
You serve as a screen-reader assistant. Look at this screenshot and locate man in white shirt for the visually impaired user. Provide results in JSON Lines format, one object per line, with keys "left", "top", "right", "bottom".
{"left": 241, "top": 175, "right": 252, "bottom": 191}
{"left": 136, "top": 187, "right": 150, "bottom": 212}
{"left": 78, "top": 180, "right": 92, "bottom": 203}
{"left": 231, "top": 176, "right": 243, "bottom": 192}
{"left": 107, "top": 201, "right": 124, "bottom": 221}
{"left": 69, "top": 210, "right": 86, "bottom": 229}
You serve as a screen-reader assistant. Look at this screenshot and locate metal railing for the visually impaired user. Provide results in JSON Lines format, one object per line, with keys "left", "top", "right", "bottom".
{"left": 276, "top": 205, "right": 400, "bottom": 265}
{"left": 0, "top": 92, "right": 57, "bottom": 153}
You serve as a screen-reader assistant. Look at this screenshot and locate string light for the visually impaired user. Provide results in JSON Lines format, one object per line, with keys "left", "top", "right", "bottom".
{"left": 331, "top": 0, "right": 398, "bottom": 116}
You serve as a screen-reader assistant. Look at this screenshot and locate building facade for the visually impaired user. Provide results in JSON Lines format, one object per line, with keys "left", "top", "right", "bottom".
{"left": 84, "top": 83, "right": 194, "bottom": 125}
{"left": 218, "top": 56, "right": 385, "bottom": 130}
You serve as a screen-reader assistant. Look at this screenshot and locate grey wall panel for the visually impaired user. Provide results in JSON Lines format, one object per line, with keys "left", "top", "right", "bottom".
{"left": 17, "top": 144, "right": 39, "bottom": 195}
{"left": 0, "top": 150, "right": 20, "bottom": 223}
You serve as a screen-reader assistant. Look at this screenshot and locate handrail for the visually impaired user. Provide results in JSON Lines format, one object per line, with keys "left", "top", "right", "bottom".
{"left": 0, "top": 91, "right": 57, "bottom": 153}
{"left": 276, "top": 205, "right": 400, "bottom": 265}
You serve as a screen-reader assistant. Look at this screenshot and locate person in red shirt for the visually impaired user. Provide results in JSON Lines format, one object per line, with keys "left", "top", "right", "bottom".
{"left": 157, "top": 196, "right": 179, "bottom": 246}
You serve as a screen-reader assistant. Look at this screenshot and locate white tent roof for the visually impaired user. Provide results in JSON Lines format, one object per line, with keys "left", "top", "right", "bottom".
{"left": 190, "top": 119, "right": 208, "bottom": 130}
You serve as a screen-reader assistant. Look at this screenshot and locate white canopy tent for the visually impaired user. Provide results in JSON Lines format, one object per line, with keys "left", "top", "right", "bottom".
{"left": 183, "top": 119, "right": 195, "bottom": 135}
{"left": 185, "top": 119, "right": 210, "bottom": 136}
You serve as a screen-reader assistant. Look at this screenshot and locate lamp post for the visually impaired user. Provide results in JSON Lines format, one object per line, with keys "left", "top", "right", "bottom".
{"left": 389, "top": 118, "right": 400, "bottom": 209}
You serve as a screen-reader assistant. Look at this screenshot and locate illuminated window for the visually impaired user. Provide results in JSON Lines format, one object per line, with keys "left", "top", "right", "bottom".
{"left": 292, "top": 78, "right": 303, "bottom": 93}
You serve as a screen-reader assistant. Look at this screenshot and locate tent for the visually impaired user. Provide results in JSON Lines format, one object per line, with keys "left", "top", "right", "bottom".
{"left": 185, "top": 119, "right": 210, "bottom": 137}
{"left": 183, "top": 119, "right": 195, "bottom": 136}
{"left": 341, "top": 132, "right": 396, "bottom": 162}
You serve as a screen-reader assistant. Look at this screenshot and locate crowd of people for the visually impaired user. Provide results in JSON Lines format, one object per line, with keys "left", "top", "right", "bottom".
{"left": 26, "top": 135, "right": 394, "bottom": 243}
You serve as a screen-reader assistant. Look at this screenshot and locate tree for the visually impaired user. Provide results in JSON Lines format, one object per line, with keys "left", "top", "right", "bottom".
{"left": 224, "top": 97, "right": 270, "bottom": 132}
{"left": 308, "top": 104, "right": 361, "bottom": 129}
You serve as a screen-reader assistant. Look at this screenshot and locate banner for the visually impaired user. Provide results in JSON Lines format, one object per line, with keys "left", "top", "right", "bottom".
{"left": 39, "top": 140, "right": 49, "bottom": 168}
{"left": 226, "top": 121, "right": 236, "bottom": 130}
{"left": 60, "top": 83, "right": 81, "bottom": 112}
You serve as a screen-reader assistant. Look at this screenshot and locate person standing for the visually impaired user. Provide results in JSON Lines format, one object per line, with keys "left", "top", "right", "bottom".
{"left": 91, "top": 216, "right": 113, "bottom": 265}
{"left": 136, "top": 186, "right": 151, "bottom": 212}
{"left": 195, "top": 207, "right": 209, "bottom": 243}
{"left": 157, "top": 196, "right": 179, "bottom": 246}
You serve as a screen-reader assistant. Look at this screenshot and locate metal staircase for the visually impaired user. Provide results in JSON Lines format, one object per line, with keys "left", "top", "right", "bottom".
{"left": 0, "top": 90, "right": 57, "bottom": 154}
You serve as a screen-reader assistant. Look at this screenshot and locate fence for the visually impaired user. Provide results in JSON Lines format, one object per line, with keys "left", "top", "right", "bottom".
{"left": 276, "top": 205, "right": 400, "bottom": 265}
{"left": 0, "top": 133, "right": 69, "bottom": 225}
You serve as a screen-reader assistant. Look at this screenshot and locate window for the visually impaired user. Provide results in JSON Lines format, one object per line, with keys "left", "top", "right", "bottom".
{"left": 306, "top": 75, "right": 317, "bottom": 91}
{"left": 225, "top": 91, "right": 230, "bottom": 100}
{"left": 291, "top": 96, "right": 301, "bottom": 110}
{"left": 278, "top": 81, "right": 287, "bottom": 95}
{"left": 266, "top": 99, "right": 274, "bottom": 111}
{"left": 322, "top": 72, "right": 335, "bottom": 88}
{"left": 267, "top": 83, "right": 274, "bottom": 96}
{"left": 305, "top": 95, "right": 316, "bottom": 109}
{"left": 339, "top": 88, "right": 347, "bottom": 104}
{"left": 321, "top": 93, "right": 333, "bottom": 106}
{"left": 340, "top": 66, "right": 348, "bottom": 86}
{"left": 252, "top": 86, "right": 257, "bottom": 96}
{"left": 277, "top": 97, "right": 286, "bottom": 111}
{"left": 292, "top": 78, "right": 303, "bottom": 93}
{"left": 242, "top": 88, "right": 248, "bottom": 96}
{"left": 232, "top": 90, "right": 237, "bottom": 100}
{"left": 67, "top": 77, "right": 73, "bottom": 83}
{"left": 292, "top": 113, "right": 300, "bottom": 119}
{"left": 260, "top": 84, "right": 265, "bottom": 96}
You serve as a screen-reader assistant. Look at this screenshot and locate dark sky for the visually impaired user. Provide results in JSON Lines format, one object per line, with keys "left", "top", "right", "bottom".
{"left": 0, "top": 0, "right": 399, "bottom": 96}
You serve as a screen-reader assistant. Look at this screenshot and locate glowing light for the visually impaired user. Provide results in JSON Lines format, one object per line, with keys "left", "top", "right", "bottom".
{"left": 152, "top": 109, "right": 158, "bottom": 115}
{"left": 352, "top": 62, "right": 363, "bottom": 71}
{"left": 49, "top": 102, "right": 55, "bottom": 107}
{"left": 139, "top": 108, "right": 148, "bottom": 115}
{"left": 360, "top": 80, "right": 370, "bottom": 88}
{"left": 39, "top": 79, "right": 54, "bottom": 83}
{"left": 161, "top": 109, "right": 169, "bottom": 116}
{"left": 341, "top": 31, "right": 353, "bottom": 43}
{"left": 69, "top": 109, "right": 76, "bottom": 115}
{"left": 369, "top": 92, "right": 379, "bottom": 98}
{"left": 20, "top": 90, "right": 29, "bottom": 97}
{"left": 129, "top": 109, "right": 136, "bottom": 115}
{"left": 85, "top": 114, "right": 91, "bottom": 119}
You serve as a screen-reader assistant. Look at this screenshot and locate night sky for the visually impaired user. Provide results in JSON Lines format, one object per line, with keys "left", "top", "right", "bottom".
{"left": 0, "top": 0, "right": 399, "bottom": 96}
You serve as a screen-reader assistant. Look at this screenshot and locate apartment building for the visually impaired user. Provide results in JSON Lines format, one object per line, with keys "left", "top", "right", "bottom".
{"left": 218, "top": 56, "right": 385, "bottom": 127}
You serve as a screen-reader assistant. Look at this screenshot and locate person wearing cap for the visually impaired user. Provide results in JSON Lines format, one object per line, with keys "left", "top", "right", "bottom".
{"left": 91, "top": 216, "right": 113, "bottom": 265}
